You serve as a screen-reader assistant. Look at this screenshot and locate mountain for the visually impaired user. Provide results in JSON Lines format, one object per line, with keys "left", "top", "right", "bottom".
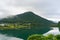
{"left": 0, "top": 11, "right": 53, "bottom": 25}
{"left": 0, "top": 11, "right": 54, "bottom": 40}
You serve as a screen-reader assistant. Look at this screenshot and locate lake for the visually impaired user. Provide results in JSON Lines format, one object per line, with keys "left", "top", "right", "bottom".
{"left": 0, "top": 27, "right": 59, "bottom": 40}
{"left": 0, "top": 34, "right": 23, "bottom": 40}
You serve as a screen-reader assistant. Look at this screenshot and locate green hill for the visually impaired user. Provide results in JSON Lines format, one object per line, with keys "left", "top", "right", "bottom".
{"left": 0, "top": 11, "right": 53, "bottom": 26}
{"left": 0, "top": 11, "right": 54, "bottom": 40}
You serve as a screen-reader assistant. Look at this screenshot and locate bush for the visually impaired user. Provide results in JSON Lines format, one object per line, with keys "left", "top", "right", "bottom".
{"left": 27, "top": 34, "right": 58, "bottom": 40}
{"left": 55, "top": 35, "right": 60, "bottom": 40}
{"left": 27, "top": 34, "right": 45, "bottom": 40}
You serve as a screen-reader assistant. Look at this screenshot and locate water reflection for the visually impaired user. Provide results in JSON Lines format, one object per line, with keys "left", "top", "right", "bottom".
{"left": 44, "top": 27, "right": 60, "bottom": 35}
{"left": 0, "top": 27, "right": 60, "bottom": 40}
{"left": 0, "top": 34, "right": 23, "bottom": 40}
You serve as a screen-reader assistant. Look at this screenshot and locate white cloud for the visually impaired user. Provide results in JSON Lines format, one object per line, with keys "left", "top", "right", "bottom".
{"left": 0, "top": 34, "right": 23, "bottom": 40}
{"left": 0, "top": 0, "right": 60, "bottom": 22}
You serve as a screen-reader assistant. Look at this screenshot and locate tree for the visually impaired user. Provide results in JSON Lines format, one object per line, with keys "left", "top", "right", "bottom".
{"left": 55, "top": 35, "right": 60, "bottom": 40}
{"left": 57, "top": 21, "right": 60, "bottom": 30}
{"left": 27, "top": 34, "right": 45, "bottom": 40}
{"left": 45, "top": 34, "right": 57, "bottom": 40}
{"left": 27, "top": 34, "right": 57, "bottom": 40}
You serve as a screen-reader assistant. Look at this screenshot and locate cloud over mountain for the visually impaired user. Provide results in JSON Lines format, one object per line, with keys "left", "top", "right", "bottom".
{"left": 0, "top": 0, "right": 60, "bottom": 22}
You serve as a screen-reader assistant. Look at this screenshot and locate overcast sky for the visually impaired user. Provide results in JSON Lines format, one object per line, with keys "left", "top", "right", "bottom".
{"left": 0, "top": 0, "right": 60, "bottom": 22}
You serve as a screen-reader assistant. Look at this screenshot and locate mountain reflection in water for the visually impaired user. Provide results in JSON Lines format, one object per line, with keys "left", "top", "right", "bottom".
{"left": 0, "top": 27, "right": 59, "bottom": 40}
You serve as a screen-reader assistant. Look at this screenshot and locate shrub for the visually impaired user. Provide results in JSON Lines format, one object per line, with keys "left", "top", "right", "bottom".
{"left": 27, "top": 34, "right": 45, "bottom": 40}
{"left": 27, "top": 34, "right": 57, "bottom": 40}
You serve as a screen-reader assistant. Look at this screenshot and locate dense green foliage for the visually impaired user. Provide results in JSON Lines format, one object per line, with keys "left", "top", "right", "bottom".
{"left": 57, "top": 22, "right": 60, "bottom": 30}
{"left": 27, "top": 34, "right": 60, "bottom": 40}
{"left": 0, "top": 23, "right": 31, "bottom": 30}
{"left": 27, "top": 34, "right": 45, "bottom": 40}
{"left": 0, "top": 11, "right": 54, "bottom": 40}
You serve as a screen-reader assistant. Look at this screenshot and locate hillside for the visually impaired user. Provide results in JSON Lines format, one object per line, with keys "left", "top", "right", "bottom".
{"left": 0, "top": 11, "right": 54, "bottom": 40}
{"left": 0, "top": 11, "right": 53, "bottom": 26}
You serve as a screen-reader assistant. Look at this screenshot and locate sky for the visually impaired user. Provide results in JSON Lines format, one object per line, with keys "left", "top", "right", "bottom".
{"left": 0, "top": 0, "right": 60, "bottom": 22}
{"left": 0, "top": 34, "right": 23, "bottom": 40}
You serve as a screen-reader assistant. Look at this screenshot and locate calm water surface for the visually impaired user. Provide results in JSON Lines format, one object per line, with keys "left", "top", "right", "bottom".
{"left": 44, "top": 27, "right": 60, "bottom": 35}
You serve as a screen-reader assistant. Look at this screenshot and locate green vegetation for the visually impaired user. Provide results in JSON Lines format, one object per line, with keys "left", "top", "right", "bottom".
{"left": 27, "top": 34, "right": 45, "bottom": 40}
{"left": 0, "top": 23, "right": 31, "bottom": 30}
{"left": 57, "top": 21, "right": 60, "bottom": 30}
{"left": 27, "top": 34, "right": 60, "bottom": 40}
